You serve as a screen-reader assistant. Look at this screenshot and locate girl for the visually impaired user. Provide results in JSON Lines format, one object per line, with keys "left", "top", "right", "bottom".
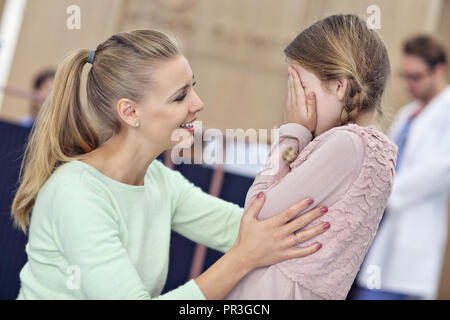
{"left": 226, "top": 14, "right": 398, "bottom": 300}
{"left": 11, "top": 30, "right": 329, "bottom": 299}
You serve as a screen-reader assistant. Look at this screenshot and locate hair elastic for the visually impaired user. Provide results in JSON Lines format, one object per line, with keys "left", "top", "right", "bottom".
{"left": 87, "top": 50, "right": 96, "bottom": 64}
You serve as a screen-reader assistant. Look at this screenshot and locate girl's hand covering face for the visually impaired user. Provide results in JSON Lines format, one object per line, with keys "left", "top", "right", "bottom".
{"left": 284, "top": 65, "right": 317, "bottom": 133}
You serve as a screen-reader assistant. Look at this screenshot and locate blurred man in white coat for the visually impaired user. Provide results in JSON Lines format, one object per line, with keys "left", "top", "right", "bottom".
{"left": 354, "top": 35, "right": 450, "bottom": 300}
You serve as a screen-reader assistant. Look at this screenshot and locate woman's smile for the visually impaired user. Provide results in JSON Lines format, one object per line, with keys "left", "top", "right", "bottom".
{"left": 179, "top": 117, "right": 197, "bottom": 133}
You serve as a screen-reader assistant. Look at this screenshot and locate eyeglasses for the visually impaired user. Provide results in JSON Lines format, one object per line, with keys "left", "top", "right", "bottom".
{"left": 398, "top": 69, "right": 433, "bottom": 82}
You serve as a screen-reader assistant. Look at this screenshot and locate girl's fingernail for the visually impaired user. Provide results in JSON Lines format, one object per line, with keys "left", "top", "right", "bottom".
{"left": 317, "top": 243, "right": 323, "bottom": 250}
{"left": 306, "top": 198, "right": 314, "bottom": 205}
{"left": 320, "top": 207, "right": 328, "bottom": 214}
{"left": 323, "top": 222, "right": 330, "bottom": 230}
{"left": 308, "top": 92, "right": 315, "bottom": 99}
{"left": 257, "top": 192, "right": 264, "bottom": 199}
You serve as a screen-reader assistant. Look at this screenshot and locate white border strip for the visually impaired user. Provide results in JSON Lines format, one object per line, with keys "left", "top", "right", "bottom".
{"left": 0, "top": 0, "right": 28, "bottom": 113}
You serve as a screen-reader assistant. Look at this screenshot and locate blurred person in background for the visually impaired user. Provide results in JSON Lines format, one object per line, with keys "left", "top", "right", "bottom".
{"left": 355, "top": 35, "right": 450, "bottom": 300}
{"left": 17, "top": 69, "right": 55, "bottom": 128}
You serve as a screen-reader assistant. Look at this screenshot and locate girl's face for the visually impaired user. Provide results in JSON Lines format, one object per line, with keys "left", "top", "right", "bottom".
{"left": 133, "top": 55, "right": 204, "bottom": 151}
{"left": 291, "top": 64, "right": 346, "bottom": 137}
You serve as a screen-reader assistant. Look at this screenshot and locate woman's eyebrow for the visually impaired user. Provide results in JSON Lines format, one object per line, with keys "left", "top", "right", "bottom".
{"left": 169, "top": 74, "right": 195, "bottom": 100}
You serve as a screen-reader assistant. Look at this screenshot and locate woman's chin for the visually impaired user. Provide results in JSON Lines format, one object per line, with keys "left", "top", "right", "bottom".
{"left": 170, "top": 128, "right": 194, "bottom": 149}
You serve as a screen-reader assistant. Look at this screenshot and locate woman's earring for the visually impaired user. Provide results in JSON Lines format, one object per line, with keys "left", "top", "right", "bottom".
{"left": 135, "top": 121, "right": 140, "bottom": 127}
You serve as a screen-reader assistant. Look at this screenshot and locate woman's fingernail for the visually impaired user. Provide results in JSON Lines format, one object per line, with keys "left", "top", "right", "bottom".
{"left": 320, "top": 207, "right": 328, "bottom": 214}
{"left": 323, "top": 222, "right": 330, "bottom": 230}
{"left": 306, "top": 198, "right": 314, "bottom": 206}
{"left": 257, "top": 192, "right": 264, "bottom": 199}
{"left": 308, "top": 92, "right": 315, "bottom": 99}
{"left": 317, "top": 243, "right": 323, "bottom": 250}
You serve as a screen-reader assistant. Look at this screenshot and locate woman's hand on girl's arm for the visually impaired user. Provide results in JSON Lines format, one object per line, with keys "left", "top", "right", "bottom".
{"left": 194, "top": 194, "right": 328, "bottom": 299}
{"left": 284, "top": 65, "right": 317, "bottom": 133}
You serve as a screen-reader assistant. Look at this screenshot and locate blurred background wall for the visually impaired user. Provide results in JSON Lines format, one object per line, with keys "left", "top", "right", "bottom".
{"left": 0, "top": 0, "right": 448, "bottom": 298}
{"left": 1, "top": 0, "right": 449, "bottom": 130}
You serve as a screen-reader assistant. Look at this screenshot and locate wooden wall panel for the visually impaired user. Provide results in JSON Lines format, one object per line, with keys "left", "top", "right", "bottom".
{"left": 1, "top": 0, "right": 445, "bottom": 132}
{"left": 0, "top": 0, "right": 6, "bottom": 18}
{"left": 0, "top": 0, "right": 125, "bottom": 122}
{"left": 118, "top": 0, "right": 440, "bottom": 133}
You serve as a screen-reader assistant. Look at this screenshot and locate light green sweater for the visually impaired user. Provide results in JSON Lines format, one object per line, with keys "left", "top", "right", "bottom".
{"left": 17, "top": 159, "right": 244, "bottom": 299}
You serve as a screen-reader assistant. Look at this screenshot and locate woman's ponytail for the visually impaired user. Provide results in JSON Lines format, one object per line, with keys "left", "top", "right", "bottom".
{"left": 11, "top": 49, "right": 99, "bottom": 233}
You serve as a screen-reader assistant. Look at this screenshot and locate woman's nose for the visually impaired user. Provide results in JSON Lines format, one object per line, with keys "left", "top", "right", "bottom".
{"left": 191, "top": 93, "right": 204, "bottom": 113}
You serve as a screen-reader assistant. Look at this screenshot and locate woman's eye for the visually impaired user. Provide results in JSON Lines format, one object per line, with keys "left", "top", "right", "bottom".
{"left": 174, "top": 93, "right": 187, "bottom": 102}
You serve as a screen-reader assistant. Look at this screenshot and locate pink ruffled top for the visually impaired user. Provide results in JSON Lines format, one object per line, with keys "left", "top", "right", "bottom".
{"left": 226, "top": 123, "right": 398, "bottom": 300}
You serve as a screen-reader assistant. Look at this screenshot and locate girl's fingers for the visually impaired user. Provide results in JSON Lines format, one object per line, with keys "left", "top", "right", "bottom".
{"left": 290, "top": 65, "right": 306, "bottom": 102}
{"left": 284, "top": 205, "right": 327, "bottom": 234}
{"left": 270, "top": 198, "right": 314, "bottom": 226}
{"left": 288, "top": 68, "right": 296, "bottom": 106}
{"left": 287, "top": 71, "right": 292, "bottom": 109}
{"left": 290, "top": 67, "right": 297, "bottom": 106}
{"left": 306, "top": 91, "right": 317, "bottom": 120}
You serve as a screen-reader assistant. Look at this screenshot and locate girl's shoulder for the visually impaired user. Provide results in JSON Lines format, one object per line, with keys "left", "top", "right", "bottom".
{"left": 312, "top": 124, "right": 397, "bottom": 155}
{"left": 290, "top": 124, "right": 398, "bottom": 169}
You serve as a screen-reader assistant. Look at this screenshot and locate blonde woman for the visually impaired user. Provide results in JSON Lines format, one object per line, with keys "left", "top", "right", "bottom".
{"left": 226, "top": 14, "right": 398, "bottom": 300}
{"left": 11, "top": 30, "right": 329, "bottom": 300}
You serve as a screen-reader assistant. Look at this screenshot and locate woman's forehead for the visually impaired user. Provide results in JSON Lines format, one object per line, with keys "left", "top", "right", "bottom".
{"left": 153, "top": 55, "right": 193, "bottom": 91}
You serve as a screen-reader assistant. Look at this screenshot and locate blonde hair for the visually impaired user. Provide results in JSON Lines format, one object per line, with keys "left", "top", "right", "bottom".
{"left": 11, "top": 30, "right": 181, "bottom": 233}
{"left": 284, "top": 14, "right": 391, "bottom": 125}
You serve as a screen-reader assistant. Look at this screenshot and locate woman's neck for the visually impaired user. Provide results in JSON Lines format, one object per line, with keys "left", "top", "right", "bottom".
{"left": 80, "top": 131, "right": 161, "bottom": 187}
{"left": 355, "top": 109, "right": 376, "bottom": 127}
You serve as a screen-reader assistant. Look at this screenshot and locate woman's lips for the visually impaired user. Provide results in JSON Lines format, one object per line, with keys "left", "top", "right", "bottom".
{"left": 179, "top": 118, "right": 197, "bottom": 133}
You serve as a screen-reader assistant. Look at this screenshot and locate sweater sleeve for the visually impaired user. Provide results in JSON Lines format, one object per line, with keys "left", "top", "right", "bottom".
{"left": 244, "top": 123, "right": 312, "bottom": 209}
{"left": 226, "top": 129, "right": 365, "bottom": 300}
{"left": 51, "top": 181, "right": 205, "bottom": 300}
{"left": 163, "top": 164, "right": 244, "bottom": 253}
{"left": 253, "top": 129, "right": 363, "bottom": 221}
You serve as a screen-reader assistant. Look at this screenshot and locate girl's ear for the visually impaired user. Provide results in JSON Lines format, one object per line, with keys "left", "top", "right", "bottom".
{"left": 335, "top": 78, "right": 348, "bottom": 102}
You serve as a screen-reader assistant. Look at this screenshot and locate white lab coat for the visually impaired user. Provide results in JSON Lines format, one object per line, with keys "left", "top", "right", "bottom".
{"left": 357, "top": 86, "right": 450, "bottom": 299}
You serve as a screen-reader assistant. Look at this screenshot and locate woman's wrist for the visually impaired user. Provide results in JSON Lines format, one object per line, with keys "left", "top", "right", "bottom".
{"left": 227, "top": 243, "right": 254, "bottom": 276}
{"left": 194, "top": 244, "right": 253, "bottom": 299}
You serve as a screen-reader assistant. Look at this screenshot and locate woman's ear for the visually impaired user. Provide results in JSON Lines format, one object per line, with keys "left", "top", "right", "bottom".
{"left": 335, "top": 78, "right": 348, "bottom": 102}
{"left": 117, "top": 98, "right": 138, "bottom": 127}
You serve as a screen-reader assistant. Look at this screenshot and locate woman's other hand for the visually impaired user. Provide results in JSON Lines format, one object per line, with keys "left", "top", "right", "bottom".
{"left": 284, "top": 65, "right": 317, "bottom": 133}
{"left": 231, "top": 192, "right": 329, "bottom": 271}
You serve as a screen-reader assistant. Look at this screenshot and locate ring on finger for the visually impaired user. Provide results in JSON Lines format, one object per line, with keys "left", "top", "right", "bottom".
{"left": 293, "top": 231, "right": 300, "bottom": 247}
